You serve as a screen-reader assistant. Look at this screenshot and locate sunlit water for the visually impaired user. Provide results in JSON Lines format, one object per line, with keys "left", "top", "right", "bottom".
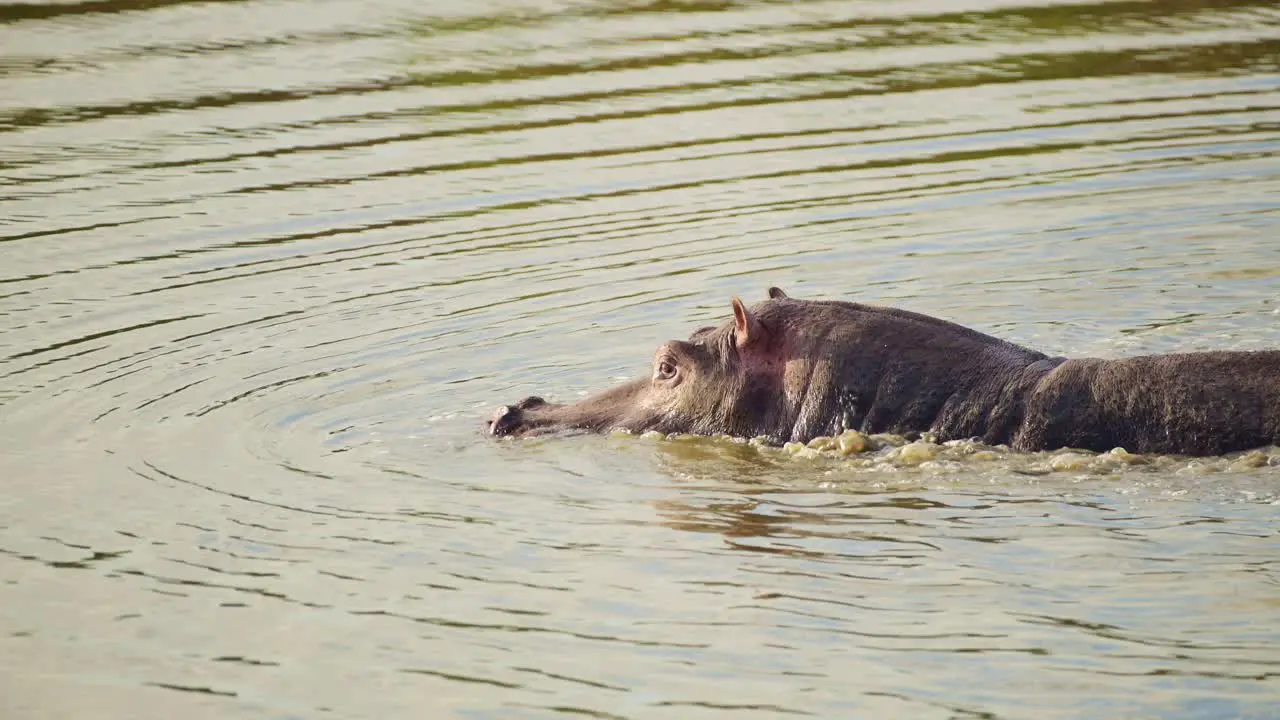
{"left": 2, "top": 0, "right": 1278, "bottom": 717}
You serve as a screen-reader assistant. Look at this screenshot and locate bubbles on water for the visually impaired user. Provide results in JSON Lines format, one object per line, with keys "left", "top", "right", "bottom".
{"left": 638, "top": 428, "right": 1280, "bottom": 503}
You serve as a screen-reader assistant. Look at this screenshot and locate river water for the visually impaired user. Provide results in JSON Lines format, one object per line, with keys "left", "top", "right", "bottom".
{"left": 2, "top": 1, "right": 1279, "bottom": 718}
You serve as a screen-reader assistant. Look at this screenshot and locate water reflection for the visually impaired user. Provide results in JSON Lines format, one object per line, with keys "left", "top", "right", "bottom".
{"left": 647, "top": 443, "right": 1278, "bottom": 711}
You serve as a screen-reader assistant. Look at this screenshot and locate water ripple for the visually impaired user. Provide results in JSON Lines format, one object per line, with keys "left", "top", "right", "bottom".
{"left": 1, "top": 0, "right": 1278, "bottom": 718}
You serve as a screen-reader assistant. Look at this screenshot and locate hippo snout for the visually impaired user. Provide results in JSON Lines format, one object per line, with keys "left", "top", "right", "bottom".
{"left": 488, "top": 396, "right": 548, "bottom": 436}
{"left": 488, "top": 405, "right": 520, "bottom": 436}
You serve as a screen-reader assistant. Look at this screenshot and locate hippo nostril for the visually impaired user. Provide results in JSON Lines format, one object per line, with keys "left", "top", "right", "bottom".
{"left": 488, "top": 397, "right": 553, "bottom": 437}
{"left": 489, "top": 404, "right": 524, "bottom": 436}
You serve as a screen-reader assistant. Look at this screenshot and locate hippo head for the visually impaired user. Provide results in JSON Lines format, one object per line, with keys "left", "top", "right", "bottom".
{"left": 489, "top": 287, "right": 796, "bottom": 441}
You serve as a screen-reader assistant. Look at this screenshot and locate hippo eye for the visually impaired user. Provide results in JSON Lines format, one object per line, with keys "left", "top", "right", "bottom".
{"left": 655, "top": 359, "right": 677, "bottom": 380}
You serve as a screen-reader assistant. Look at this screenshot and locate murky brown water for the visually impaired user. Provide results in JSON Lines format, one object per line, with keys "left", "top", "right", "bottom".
{"left": 2, "top": 0, "right": 1279, "bottom": 717}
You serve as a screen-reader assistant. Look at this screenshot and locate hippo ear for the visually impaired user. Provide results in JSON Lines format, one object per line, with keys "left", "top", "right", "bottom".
{"left": 731, "top": 296, "right": 764, "bottom": 348}
{"left": 767, "top": 287, "right": 788, "bottom": 299}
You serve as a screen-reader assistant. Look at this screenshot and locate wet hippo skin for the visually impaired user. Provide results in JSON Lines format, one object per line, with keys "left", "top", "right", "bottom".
{"left": 489, "top": 287, "right": 1280, "bottom": 456}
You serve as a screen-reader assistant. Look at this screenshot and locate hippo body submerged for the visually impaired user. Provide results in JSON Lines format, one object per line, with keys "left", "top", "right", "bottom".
{"left": 489, "top": 288, "right": 1280, "bottom": 456}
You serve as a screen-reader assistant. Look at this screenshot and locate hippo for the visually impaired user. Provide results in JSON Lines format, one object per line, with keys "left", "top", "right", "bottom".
{"left": 488, "top": 287, "right": 1280, "bottom": 456}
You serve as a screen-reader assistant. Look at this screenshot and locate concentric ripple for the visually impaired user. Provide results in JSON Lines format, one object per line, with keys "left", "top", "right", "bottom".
{"left": 2, "top": 0, "right": 1278, "bottom": 717}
